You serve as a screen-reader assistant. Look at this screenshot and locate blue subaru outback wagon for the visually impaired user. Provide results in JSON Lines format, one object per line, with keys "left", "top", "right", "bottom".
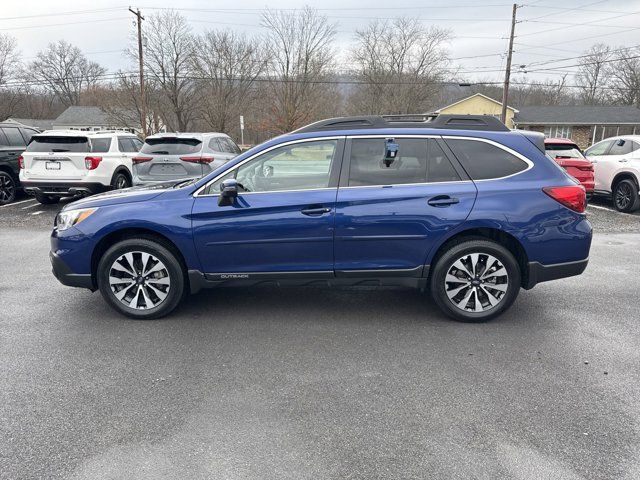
{"left": 50, "top": 115, "right": 592, "bottom": 322}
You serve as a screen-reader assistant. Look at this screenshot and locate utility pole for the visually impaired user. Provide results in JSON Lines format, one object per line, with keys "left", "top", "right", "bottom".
{"left": 129, "top": 7, "right": 147, "bottom": 138}
{"left": 501, "top": 3, "right": 518, "bottom": 125}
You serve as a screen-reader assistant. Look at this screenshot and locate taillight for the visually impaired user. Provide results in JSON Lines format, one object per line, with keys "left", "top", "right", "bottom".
{"left": 543, "top": 185, "right": 586, "bottom": 213}
{"left": 84, "top": 156, "right": 102, "bottom": 170}
{"left": 18, "top": 155, "right": 24, "bottom": 169}
{"left": 180, "top": 156, "right": 214, "bottom": 164}
{"left": 577, "top": 165, "right": 594, "bottom": 172}
{"left": 132, "top": 156, "right": 153, "bottom": 164}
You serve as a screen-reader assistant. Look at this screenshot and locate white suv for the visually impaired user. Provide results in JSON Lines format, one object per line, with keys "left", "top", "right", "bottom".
{"left": 585, "top": 135, "right": 640, "bottom": 212}
{"left": 19, "top": 130, "right": 143, "bottom": 204}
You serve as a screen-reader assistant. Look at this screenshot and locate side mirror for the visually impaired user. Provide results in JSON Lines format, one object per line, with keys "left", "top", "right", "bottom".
{"left": 218, "top": 178, "right": 239, "bottom": 206}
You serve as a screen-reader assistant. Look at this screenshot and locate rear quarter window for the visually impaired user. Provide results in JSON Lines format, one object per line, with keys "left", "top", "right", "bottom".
{"left": 141, "top": 138, "right": 202, "bottom": 155}
{"left": 445, "top": 139, "right": 529, "bottom": 180}
{"left": 25, "top": 136, "right": 89, "bottom": 153}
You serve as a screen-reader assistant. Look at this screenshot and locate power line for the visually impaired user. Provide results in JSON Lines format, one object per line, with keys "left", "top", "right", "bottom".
{"left": 0, "top": 16, "right": 129, "bottom": 31}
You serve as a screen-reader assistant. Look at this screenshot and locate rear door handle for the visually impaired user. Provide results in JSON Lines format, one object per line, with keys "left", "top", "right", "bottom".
{"left": 428, "top": 195, "right": 459, "bottom": 207}
{"left": 301, "top": 206, "right": 332, "bottom": 216}
{"left": 619, "top": 158, "right": 629, "bottom": 163}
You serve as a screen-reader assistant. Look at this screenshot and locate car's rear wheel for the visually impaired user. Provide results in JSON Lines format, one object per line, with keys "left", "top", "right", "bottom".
{"left": 430, "top": 239, "right": 521, "bottom": 323}
{"left": 111, "top": 171, "right": 131, "bottom": 190}
{"left": 0, "top": 171, "right": 16, "bottom": 205}
{"left": 612, "top": 179, "right": 640, "bottom": 213}
{"left": 34, "top": 192, "right": 60, "bottom": 205}
{"left": 97, "top": 238, "right": 185, "bottom": 319}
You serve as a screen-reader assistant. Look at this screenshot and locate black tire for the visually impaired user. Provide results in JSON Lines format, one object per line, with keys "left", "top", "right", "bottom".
{"left": 612, "top": 179, "right": 640, "bottom": 213}
{"left": 111, "top": 171, "right": 131, "bottom": 190}
{"left": 0, "top": 171, "right": 17, "bottom": 205}
{"left": 34, "top": 192, "right": 60, "bottom": 205}
{"left": 430, "top": 239, "right": 521, "bottom": 323}
{"left": 97, "top": 238, "right": 185, "bottom": 319}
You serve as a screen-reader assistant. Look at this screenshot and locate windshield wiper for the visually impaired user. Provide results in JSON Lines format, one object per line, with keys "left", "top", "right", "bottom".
{"left": 151, "top": 151, "right": 169, "bottom": 154}
{"left": 51, "top": 149, "right": 70, "bottom": 152}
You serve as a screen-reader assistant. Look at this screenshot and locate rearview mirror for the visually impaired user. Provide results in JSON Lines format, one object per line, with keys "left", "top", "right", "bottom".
{"left": 218, "top": 178, "right": 238, "bottom": 206}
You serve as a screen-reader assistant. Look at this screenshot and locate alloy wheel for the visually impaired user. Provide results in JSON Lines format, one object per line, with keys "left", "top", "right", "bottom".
{"left": 444, "top": 252, "right": 509, "bottom": 313}
{"left": 108, "top": 251, "right": 171, "bottom": 310}
{"left": 615, "top": 183, "right": 631, "bottom": 210}
{"left": 115, "top": 175, "right": 128, "bottom": 190}
{"left": 0, "top": 172, "right": 16, "bottom": 205}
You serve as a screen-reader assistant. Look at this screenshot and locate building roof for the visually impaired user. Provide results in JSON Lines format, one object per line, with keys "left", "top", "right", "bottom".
{"left": 3, "top": 118, "right": 54, "bottom": 130}
{"left": 435, "top": 93, "right": 519, "bottom": 114}
{"left": 515, "top": 105, "right": 640, "bottom": 125}
{"left": 53, "top": 106, "right": 113, "bottom": 126}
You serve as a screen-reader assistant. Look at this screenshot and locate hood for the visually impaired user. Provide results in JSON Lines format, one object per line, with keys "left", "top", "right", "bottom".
{"left": 61, "top": 181, "right": 181, "bottom": 211}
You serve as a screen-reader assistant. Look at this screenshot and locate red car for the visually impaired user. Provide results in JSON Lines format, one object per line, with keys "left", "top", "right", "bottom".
{"left": 544, "top": 138, "right": 595, "bottom": 195}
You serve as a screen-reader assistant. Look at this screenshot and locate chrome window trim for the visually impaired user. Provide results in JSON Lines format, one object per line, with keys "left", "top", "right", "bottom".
{"left": 194, "top": 136, "right": 343, "bottom": 197}
{"left": 441, "top": 135, "right": 534, "bottom": 181}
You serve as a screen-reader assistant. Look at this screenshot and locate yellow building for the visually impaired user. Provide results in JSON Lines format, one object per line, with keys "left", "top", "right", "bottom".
{"left": 435, "top": 93, "right": 518, "bottom": 129}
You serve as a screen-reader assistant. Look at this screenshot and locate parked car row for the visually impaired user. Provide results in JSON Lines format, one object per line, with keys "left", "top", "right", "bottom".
{"left": 5, "top": 130, "right": 240, "bottom": 204}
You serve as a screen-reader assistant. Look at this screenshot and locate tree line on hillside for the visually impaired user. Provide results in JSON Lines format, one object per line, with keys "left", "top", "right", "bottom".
{"left": 1, "top": 8, "right": 639, "bottom": 142}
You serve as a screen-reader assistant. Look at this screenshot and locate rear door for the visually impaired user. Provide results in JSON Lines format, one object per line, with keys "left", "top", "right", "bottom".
{"left": 334, "top": 136, "right": 477, "bottom": 275}
{"left": 22, "top": 135, "right": 89, "bottom": 180}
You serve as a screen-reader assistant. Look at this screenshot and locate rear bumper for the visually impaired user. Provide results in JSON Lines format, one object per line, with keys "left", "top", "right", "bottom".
{"left": 524, "top": 258, "right": 589, "bottom": 289}
{"left": 50, "top": 251, "right": 95, "bottom": 290}
{"left": 22, "top": 181, "right": 107, "bottom": 197}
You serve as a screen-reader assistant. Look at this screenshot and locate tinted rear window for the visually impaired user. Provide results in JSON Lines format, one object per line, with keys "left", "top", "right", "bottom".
{"left": 445, "top": 139, "right": 529, "bottom": 180}
{"left": 141, "top": 138, "right": 202, "bottom": 155}
{"left": 25, "top": 136, "right": 89, "bottom": 153}
{"left": 545, "top": 144, "right": 585, "bottom": 159}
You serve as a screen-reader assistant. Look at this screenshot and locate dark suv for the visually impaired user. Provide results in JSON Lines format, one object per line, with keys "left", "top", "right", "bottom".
{"left": 0, "top": 122, "right": 39, "bottom": 205}
{"left": 50, "top": 115, "right": 592, "bottom": 322}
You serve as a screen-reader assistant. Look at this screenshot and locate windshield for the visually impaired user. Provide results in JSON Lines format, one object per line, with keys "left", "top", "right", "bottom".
{"left": 140, "top": 138, "right": 202, "bottom": 155}
{"left": 25, "top": 136, "right": 89, "bottom": 153}
{"left": 545, "top": 144, "right": 585, "bottom": 159}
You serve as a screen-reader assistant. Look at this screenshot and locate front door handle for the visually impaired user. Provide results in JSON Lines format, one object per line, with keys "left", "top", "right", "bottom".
{"left": 428, "top": 195, "right": 459, "bottom": 207}
{"left": 301, "top": 206, "right": 332, "bottom": 216}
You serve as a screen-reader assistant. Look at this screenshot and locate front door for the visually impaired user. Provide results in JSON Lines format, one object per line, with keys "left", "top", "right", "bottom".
{"left": 191, "top": 138, "right": 344, "bottom": 275}
{"left": 334, "top": 137, "right": 477, "bottom": 275}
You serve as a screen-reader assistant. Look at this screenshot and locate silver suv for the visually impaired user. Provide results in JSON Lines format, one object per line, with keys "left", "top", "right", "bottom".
{"left": 132, "top": 132, "right": 240, "bottom": 185}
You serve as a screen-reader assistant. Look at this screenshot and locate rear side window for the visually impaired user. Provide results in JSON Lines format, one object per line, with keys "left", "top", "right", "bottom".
{"left": 208, "top": 138, "right": 222, "bottom": 152}
{"left": 141, "top": 138, "right": 202, "bottom": 155}
{"left": 445, "top": 139, "right": 528, "bottom": 180}
{"left": 91, "top": 138, "right": 112, "bottom": 153}
{"left": 0, "top": 129, "right": 9, "bottom": 147}
{"left": 19, "top": 128, "right": 37, "bottom": 144}
{"left": 117, "top": 138, "right": 138, "bottom": 153}
{"left": 25, "top": 136, "right": 89, "bottom": 153}
{"left": 348, "top": 138, "right": 460, "bottom": 187}
{"left": 1, "top": 127, "right": 26, "bottom": 147}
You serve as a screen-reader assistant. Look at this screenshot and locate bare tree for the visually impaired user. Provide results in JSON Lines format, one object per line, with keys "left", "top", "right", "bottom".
{"left": 139, "top": 10, "right": 197, "bottom": 131}
{"left": 575, "top": 44, "right": 611, "bottom": 105}
{"left": 192, "top": 30, "right": 269, "bottom": 135}
{"left": 606, "top": 46, "right": 640, "bottom": 107}
{"left": 349, "top": 18, "right": 451, "bottom": 114}
{"left": 261, "top": 7, "right": 337, "bottom": 133}
{"left": 29, "top": 40, "right": 105, "bottom": 107}
{"left": 0, "top": 33, "right": 23, "bottom": 119}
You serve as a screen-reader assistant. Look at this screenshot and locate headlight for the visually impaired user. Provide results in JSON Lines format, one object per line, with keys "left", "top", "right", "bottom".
{"left": 56, "top": 208, "right": 98, "bottom": 231}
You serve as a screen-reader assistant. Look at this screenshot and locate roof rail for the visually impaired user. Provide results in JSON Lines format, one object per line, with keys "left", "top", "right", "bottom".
{"left": 293, "top": 114, "right": 510, "bottom": 133}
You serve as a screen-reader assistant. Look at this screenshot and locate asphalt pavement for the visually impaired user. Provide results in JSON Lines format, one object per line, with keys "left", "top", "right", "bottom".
{"left": 1, "top": 195, "right": 639, "bottom": 480}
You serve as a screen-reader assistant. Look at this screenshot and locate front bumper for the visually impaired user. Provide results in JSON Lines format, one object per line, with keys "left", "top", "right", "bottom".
{"left": 22, "top": 181, "right": 107, "bottom": 197}
{"left": 524, "top": 258, "right": 589, "bottom": 289}
{"left": 50, "top": 251, "right": 95, "bottom": 290}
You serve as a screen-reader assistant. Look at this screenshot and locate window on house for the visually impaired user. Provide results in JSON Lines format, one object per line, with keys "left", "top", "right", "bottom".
{"left": 543, "top": 126, "right": 573, "bottom": 139}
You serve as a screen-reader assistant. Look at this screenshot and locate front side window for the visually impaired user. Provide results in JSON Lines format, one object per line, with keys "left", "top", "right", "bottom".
{"left": 585, "top": 140, "right": 612, "bottom": 157}
{"left": 205, "top": 140, "right": 338, "bottom": 194}
{"left": 347, "top": 138, "right": 460, "bottom": 187}
{"left": 608, "top": 139, "right": 634, "bottom": 156}
{"left": 445, "top": 139, "right": 529, "bottom": 180}
{"left": 141, "top": 138, "right": 202, "bottom": 155}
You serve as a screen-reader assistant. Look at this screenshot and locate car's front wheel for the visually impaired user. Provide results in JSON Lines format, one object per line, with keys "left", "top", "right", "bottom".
{"left": 612, "top": 179, "right": 640, "bottom": 213}
{"left": 97, "top": 238, "right": 185, "bottom": 319}
{"left": 430, "top": 239, "right": 521, "bottom": 323}
{"left": 0, "top": 171, "right": 17, "bottom": 205}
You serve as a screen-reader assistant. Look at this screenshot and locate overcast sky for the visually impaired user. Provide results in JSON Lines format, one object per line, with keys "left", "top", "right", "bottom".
{"left": 3, "top": 0, "right": 640, "bottom": 84}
